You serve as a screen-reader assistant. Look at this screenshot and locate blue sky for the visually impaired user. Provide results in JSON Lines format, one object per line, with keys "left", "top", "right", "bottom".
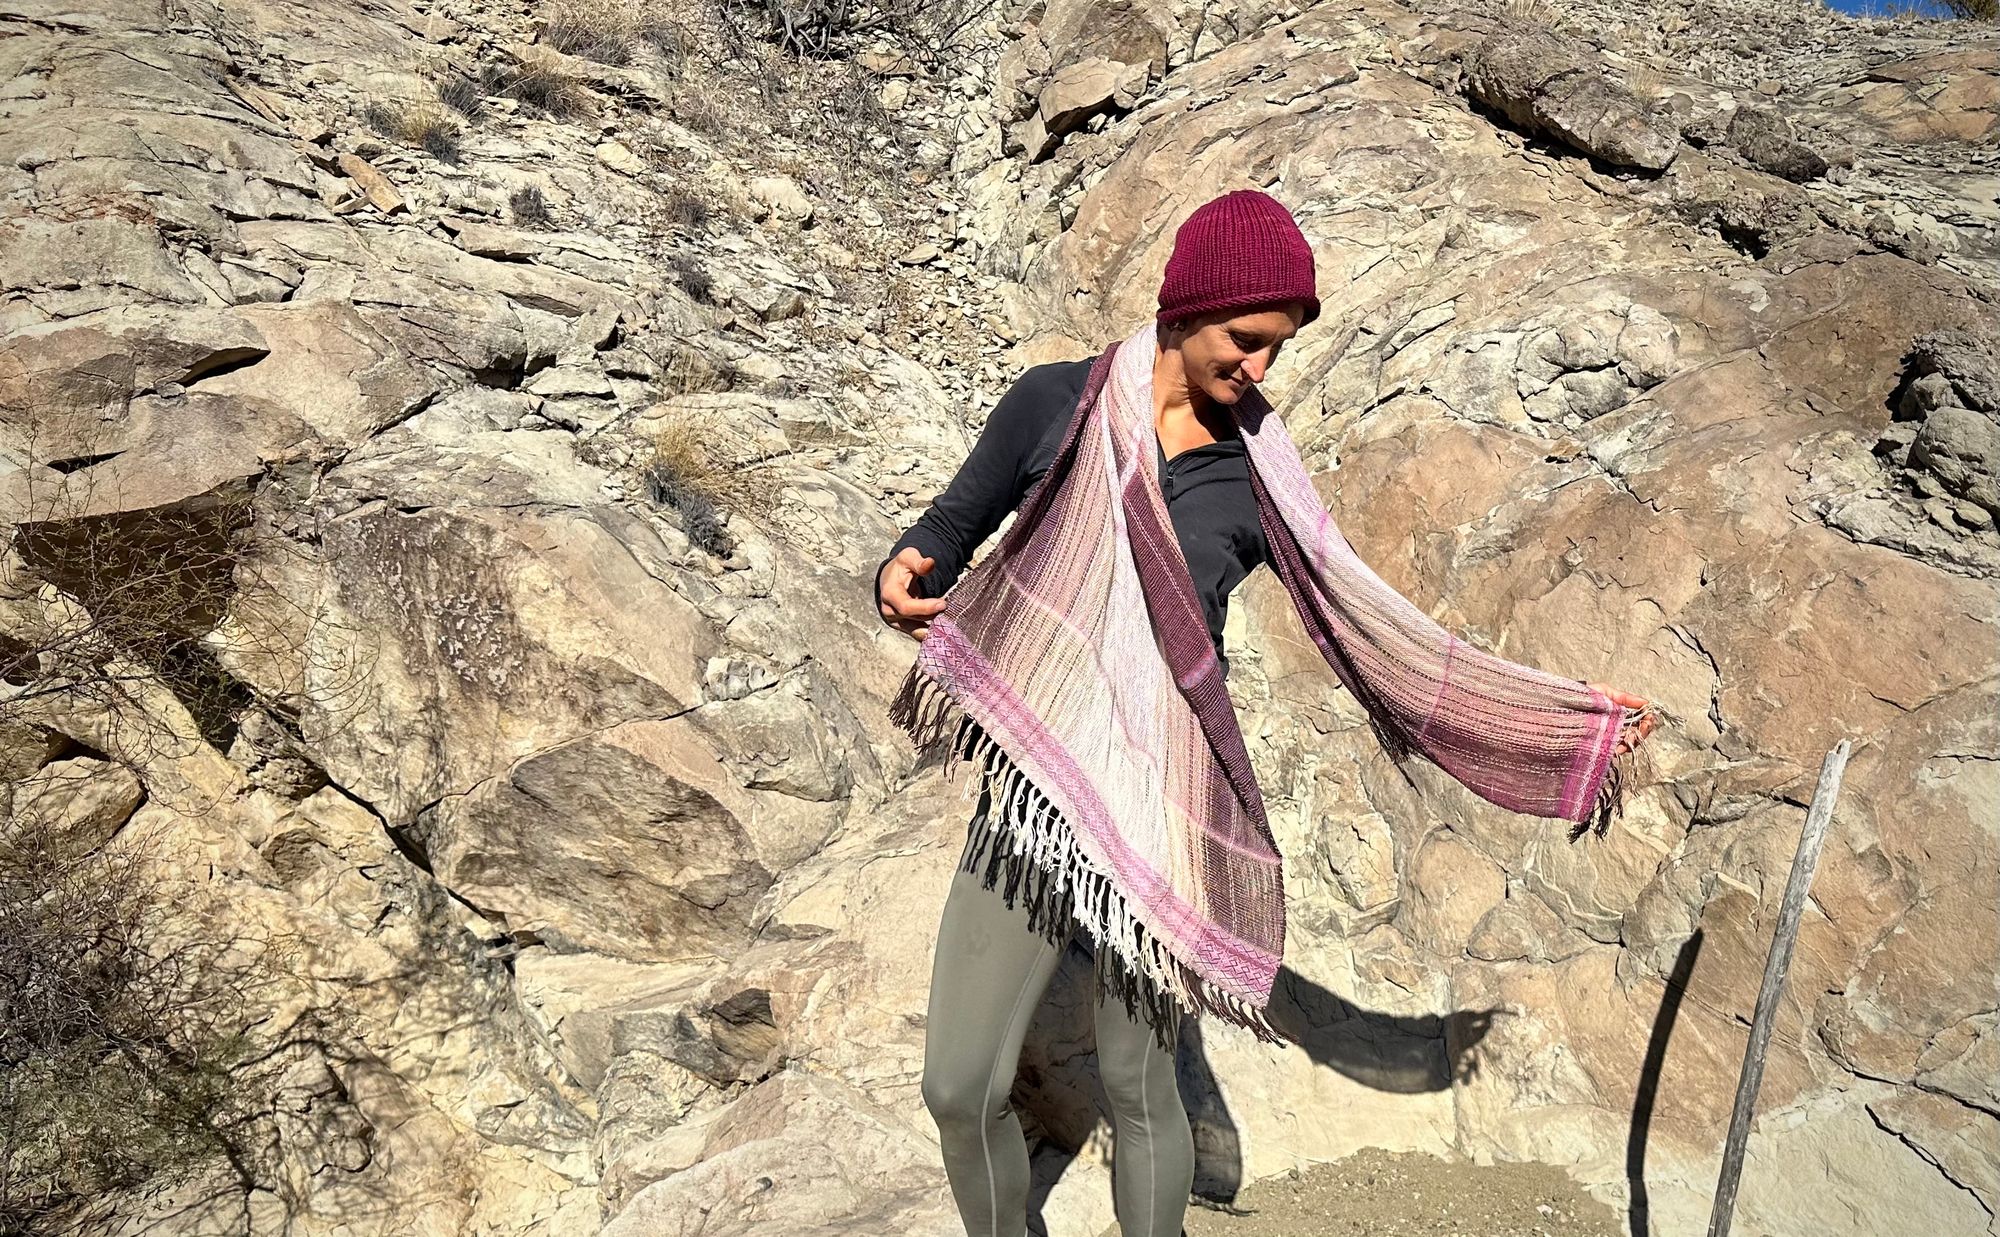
{"left": 1820, "top": 0, "right": 1952, "bottom": 15}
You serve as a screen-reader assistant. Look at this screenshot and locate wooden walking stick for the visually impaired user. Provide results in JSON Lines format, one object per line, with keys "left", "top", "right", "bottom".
{"left": 1704, "top": 738, "right": 1851, "bottom": 1237}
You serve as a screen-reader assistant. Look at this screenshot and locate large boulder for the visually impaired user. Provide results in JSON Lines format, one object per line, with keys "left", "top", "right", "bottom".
{"left": 1462, "top": 28, "right": 1681, "bottom": 171}
{"left": 423, "top": 729, "right": 773, "bottom": 961}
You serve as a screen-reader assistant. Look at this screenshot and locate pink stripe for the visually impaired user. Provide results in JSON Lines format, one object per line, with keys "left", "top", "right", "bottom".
{"left": 1415, "top": 636, "right": 1457, "bottom": 749}
{"left": 1559, "top": 686, "right": 1621, "bottom": 823}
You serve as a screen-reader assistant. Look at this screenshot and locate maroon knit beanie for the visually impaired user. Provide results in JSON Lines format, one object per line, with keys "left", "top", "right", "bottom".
{"left": 1156, "top": 190, "right": 1320, "bottom": 327}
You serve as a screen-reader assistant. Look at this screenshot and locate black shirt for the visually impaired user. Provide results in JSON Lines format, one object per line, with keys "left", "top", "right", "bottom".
{"left": 876, "top": 356, "right": 1268, "bottom": 673}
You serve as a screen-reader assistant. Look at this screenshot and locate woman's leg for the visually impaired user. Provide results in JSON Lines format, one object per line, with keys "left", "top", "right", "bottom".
{"left": 922, "top": 795, "right": 1067, "bottom": 1237}
{"left": 1094, "top": 980, "right": 1195, "bottom": 1237}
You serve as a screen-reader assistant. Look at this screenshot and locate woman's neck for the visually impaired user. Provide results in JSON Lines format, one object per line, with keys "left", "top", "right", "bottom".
{"left": 1152, "top": 334, "right": 1232, "bottom": 453}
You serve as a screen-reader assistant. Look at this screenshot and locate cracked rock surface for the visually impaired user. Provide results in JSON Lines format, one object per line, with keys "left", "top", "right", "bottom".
{"left": 1, "top": 0, "right": 1995, "bottom": 1232}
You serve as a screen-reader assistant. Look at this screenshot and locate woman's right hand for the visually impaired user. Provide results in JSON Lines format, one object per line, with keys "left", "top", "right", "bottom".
{"left": 878, "top": 547, "right": 948, "bottom": 641}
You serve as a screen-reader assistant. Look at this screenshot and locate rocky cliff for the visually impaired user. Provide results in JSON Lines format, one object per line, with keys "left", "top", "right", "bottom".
{"left": 0, "top": 0, "right": 1994, "bottom": 1232}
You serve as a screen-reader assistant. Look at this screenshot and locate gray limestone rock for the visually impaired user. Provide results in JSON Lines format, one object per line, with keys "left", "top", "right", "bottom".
{"left": 1726, "top": 103, "right": 1831, "bottom": 182}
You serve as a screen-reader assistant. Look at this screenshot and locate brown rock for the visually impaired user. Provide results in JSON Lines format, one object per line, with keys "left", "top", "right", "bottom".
{"left": 0, "top": 305, "right": 268, "bottom": 453}
{"left": 598, "top": 1072, "right": 961, "bottom": 1236}
{"left": 1400, "top": 832, "right": 1506, "bottom": 952}
{"left": 335, "top": 152, "right": 406, "bottom": 214}
{"left": 1037, "top": 56, "right": 1147, "bottom": 139}
{"left": 444, "top": 218, "right": 543, "bottom": 260}
{"left": 1039, "top": 0, "right": 1170, "bottom": 78}
{"left": 3, "top": 756, "right": 144, "bottom": 858}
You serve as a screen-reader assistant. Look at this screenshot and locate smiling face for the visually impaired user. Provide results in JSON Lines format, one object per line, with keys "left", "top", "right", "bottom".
{"left": 1169, "top": 303, "right": 1308, "bottom": 405}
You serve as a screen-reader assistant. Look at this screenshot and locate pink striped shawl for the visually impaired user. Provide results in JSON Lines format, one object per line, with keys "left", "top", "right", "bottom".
{"left": 892, "top": 321, "right": 1654, "bottom": 1044}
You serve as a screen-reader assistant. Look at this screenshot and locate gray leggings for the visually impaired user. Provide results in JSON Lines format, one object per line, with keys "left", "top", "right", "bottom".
{"left": 921, "top": 792, "right": 1195, "bottom": 1237}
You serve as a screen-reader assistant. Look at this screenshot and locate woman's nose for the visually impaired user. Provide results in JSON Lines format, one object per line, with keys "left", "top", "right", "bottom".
{"left": 1242, "top": 351, "right": 1270, "bottom": 382}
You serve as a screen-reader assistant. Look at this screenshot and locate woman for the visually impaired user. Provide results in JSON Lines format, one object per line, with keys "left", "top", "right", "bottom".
{"left": 873, "top": 190, "right": 1659, "bottom": 1237}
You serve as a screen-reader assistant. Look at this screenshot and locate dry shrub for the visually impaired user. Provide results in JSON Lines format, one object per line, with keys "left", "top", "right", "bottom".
{"left": 539, "top": 0, "right": 683, "bottom": 67}
{"left": 723, "top": 0, "right": 983, "bottom": 61}
{"left": 823, "top": 60, "right": 899, "bottom": 164}
{"left": 0, "top": 399, "right": 368, "bottom": 790}
{"left": 510, "top": 185, "right": 556, "bottom": 229}
{"left": 0, "top": 802, "right": 294, "bottom": 1233}
{"left": 359, "top": 100, "right": 464, "bottom": 163}
{"left": 479, "top": 56, "right": 593, "bottom": 120}
{"left": 0, "top": 357, "right": 361, "bottom": 1235}
{"left": 0, "top": 491, "right": 365, "bottom": 761}
{"left": 641, "top": 414, "right": 778, "bottom": 556}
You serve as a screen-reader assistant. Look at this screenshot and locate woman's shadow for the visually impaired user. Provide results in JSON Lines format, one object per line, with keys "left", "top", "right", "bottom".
{"left": 1014, "top": 948, "right": 1500, "bottom": 1233}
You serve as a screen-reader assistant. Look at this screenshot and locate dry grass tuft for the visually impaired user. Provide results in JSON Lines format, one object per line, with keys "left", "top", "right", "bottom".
{"left": 437, "top": 74, "right": 485, "bottom": 119}
{"left": 659, "top": 187, "right": 711, "bottom": 230}
{"left": 673, "top": 91, "right": 728, "bottom": 139}
{"left": 510, "top": 185, "right": 555, "bottom": 229}
{"left": 539, "top": 0, "right": 684, "bottom": 67}
{"left": 360, "top": 100, "right": 464, "bottom": 163}
{"left": 1623, "top": 62, "right": 1665, "bottom": 99}
{"left": 667, "top": 253, "right": 714, "bottom": 304}
{"left": 479, "top": 56, "right": 594, "bottom": 120}
{"left": 1503, "top": 0, "right": 1558, "bottom": 27}
{"left": 654, "top": 341, "right": 737, "bottom": 396}
{"left": 640, "top": 416, "right": 778, "bottom": 556}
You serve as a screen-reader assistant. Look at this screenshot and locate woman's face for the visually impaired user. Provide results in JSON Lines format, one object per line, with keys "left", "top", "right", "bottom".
{"left": 1173, "top": 304, "right": 1307, "bottom": 405}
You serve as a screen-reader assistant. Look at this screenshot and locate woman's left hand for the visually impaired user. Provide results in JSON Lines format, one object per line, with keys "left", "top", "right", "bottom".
{"left": 1586, "top": 682, "right": 1659, "bottom": 756}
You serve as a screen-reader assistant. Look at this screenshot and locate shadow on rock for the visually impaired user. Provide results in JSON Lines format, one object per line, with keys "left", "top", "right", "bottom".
{"left": 1019, "top": 954, "right": 1504, "bottom": 1223}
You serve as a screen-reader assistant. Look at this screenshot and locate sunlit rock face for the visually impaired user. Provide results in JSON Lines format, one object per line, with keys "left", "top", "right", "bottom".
{"left": 1, "top": 0, "right": 1992, "bottom": 1231}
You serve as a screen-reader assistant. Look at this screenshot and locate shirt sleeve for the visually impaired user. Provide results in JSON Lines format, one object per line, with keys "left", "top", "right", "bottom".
{"left": 873, "top": 365, "right": 1070, "bottom": 615}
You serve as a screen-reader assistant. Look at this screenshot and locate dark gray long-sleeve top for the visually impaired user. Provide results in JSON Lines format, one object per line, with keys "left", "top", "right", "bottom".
{"left": 875, "top": 356, "right": 1269, "bottom": 674}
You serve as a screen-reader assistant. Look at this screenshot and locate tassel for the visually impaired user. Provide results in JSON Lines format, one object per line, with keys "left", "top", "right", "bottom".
{"left": 891, "top": 664, "right": 964, "bottom": 770}
{"left": 1570, "top": 703, "right": 1663, "bottom": 842}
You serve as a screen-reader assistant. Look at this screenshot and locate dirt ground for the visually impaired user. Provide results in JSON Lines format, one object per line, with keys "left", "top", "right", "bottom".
{"left": 1160, "top": 1147, "right": 1626, "bottom": 1237}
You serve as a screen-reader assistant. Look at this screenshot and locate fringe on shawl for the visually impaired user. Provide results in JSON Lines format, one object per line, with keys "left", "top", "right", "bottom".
{"left": 893, "top": 666, "right": 1664, "bottom": 1042}
{"left": 1569, "top": 701, "right": 1664, "bottom": 842}
{"left": 1359, "top": 681, "right": 1663, "bottom": 844}
{"left": 892, "top": 663, "right": 1291, "bottom": 1052}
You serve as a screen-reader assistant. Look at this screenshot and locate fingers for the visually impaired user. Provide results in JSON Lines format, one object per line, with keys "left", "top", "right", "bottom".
{"left": 1588, "top": 681, "right": 1650, "bottom": 712}
{"left": 1613, "top": 710, "right": 1661, "bottom": 755}
{"left": 877, "top": 549, "right": 946, "bottom": 643}
{"left": 879, "top": 595, "right": 946, "bottom": 622}
{"left": 884, "top": 587, "right": 947, "bottom": 614}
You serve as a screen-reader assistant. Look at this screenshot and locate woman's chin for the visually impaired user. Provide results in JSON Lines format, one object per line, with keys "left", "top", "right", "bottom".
{"left": 1208, "top": 380, "right": 1246, "bottom": 405}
